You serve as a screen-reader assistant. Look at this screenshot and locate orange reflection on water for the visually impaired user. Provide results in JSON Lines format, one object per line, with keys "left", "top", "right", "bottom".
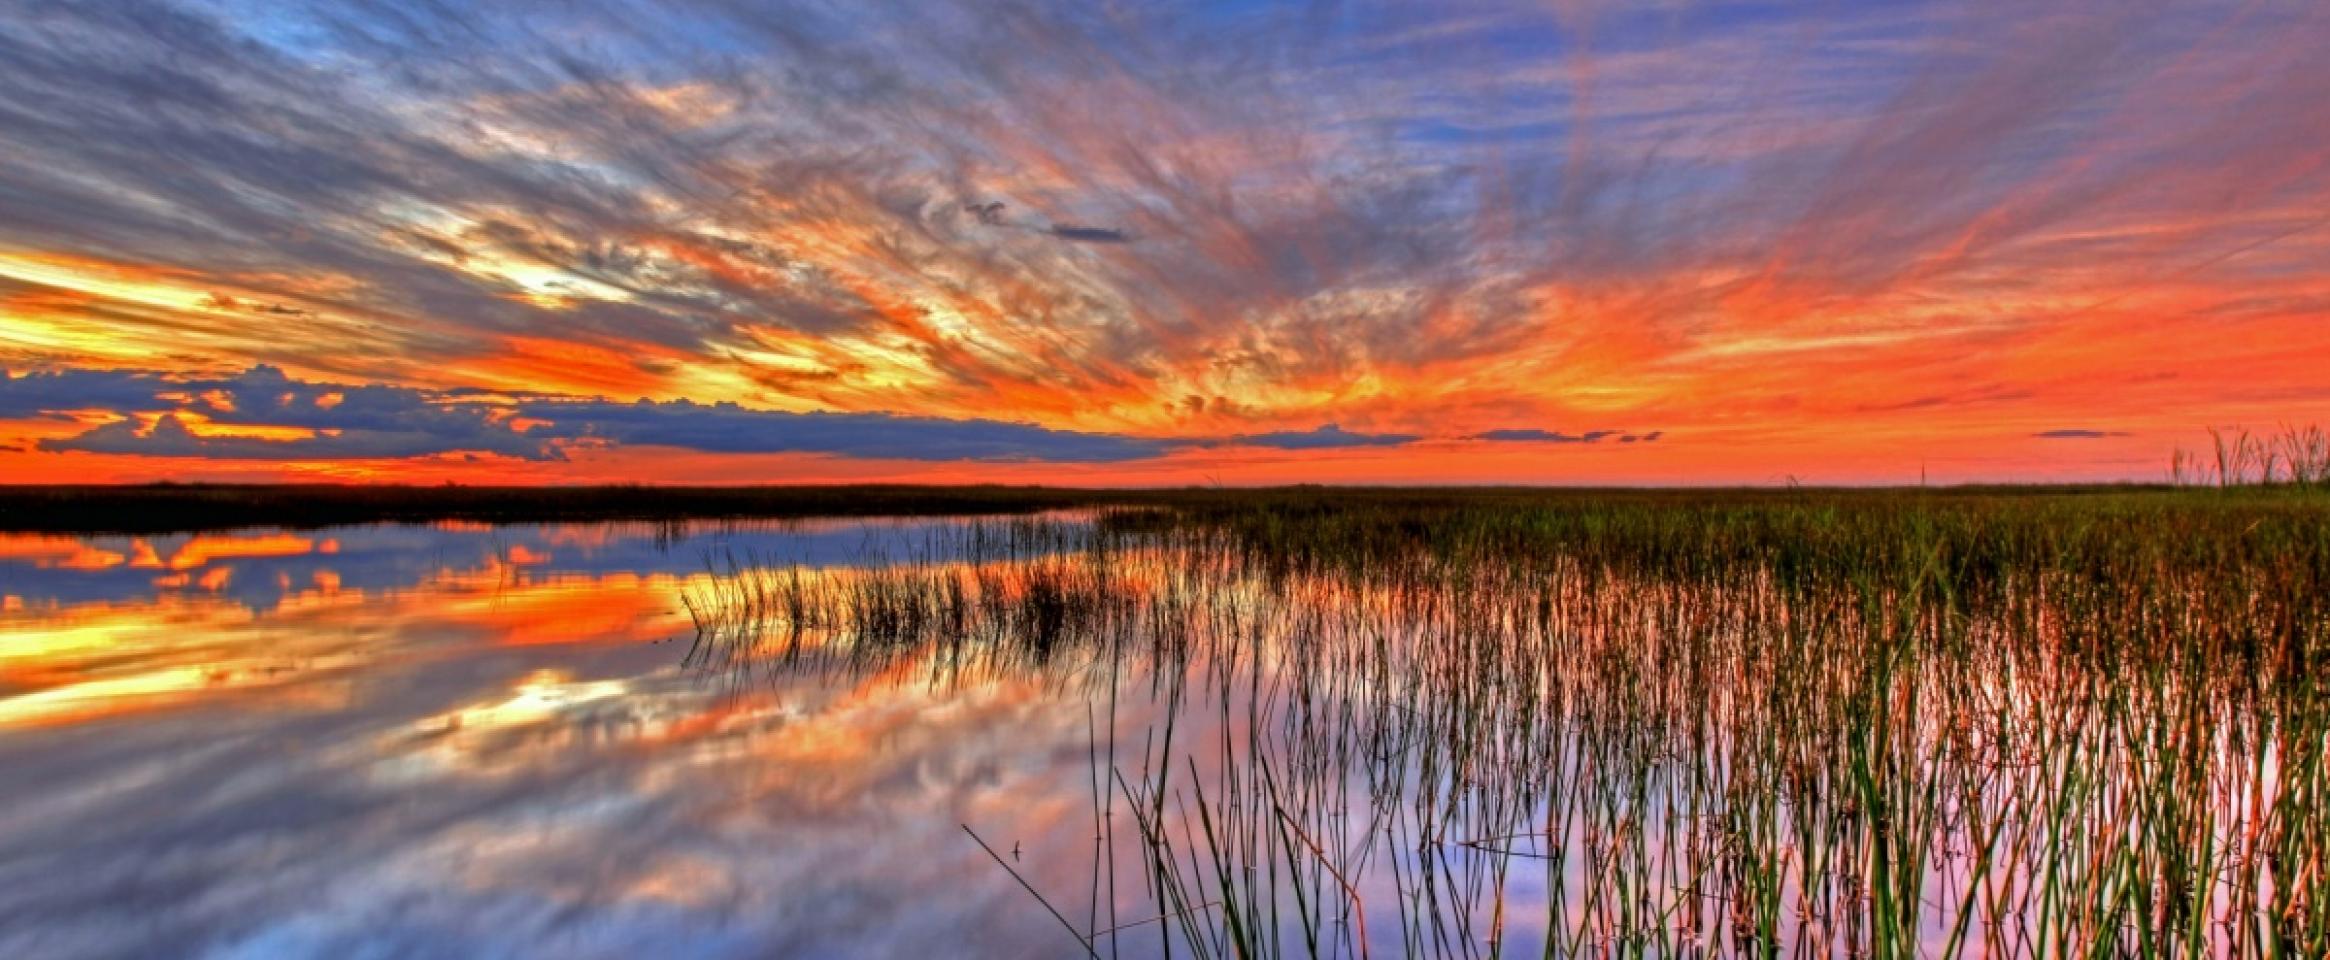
{"left": 0, "top": 593, "right": 361, "bottom": 728}
{"left": 0, "top": 534, "right": 131, "bottom": 571}
{"left": 0, "top": 531, "right": 327, "bottom": 580}
{"left": 418, "top": 572, "right": 691, "bottom": 647}
{"left": 163, "top": 532, "right": 319, "bottom": 570}
{"left": 0, "top": 560, "right": 704, "bottom": 732}
{"left": 0, "top": 521, "right": 1141, "bottom": 958}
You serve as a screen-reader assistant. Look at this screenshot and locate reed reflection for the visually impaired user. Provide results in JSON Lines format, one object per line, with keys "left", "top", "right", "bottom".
{"left": 1, "top": 497, "right": 2322, "bottom": 958}
{"left": 680, "top": 502, "right": 2326, "bottom": 958}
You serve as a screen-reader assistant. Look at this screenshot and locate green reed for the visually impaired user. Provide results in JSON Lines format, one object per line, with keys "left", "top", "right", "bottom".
{"left": 680, "top": 488, "right": 2327, "bottom": 958}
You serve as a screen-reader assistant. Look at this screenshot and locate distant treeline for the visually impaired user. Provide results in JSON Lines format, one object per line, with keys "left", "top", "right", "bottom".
{"left": 0, "top": 480, "right": 2307, "bottom": 534}
{"left": 0, "top": 483, "right": 1126, "bottom": 533}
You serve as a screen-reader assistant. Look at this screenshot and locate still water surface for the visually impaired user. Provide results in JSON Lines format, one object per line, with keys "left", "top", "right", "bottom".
{"left": 2, "top": 514, "right": 2310, "bottom": 958}
{"left": 1, "top": 518, "right": 1121, "bottom": 958}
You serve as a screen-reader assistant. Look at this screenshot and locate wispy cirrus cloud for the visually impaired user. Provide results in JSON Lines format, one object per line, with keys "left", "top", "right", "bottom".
{"left": 1, "top": 0, "right": 2326, "bottom": 482}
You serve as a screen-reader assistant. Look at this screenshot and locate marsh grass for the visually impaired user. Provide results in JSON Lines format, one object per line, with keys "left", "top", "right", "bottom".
{"left": 680, "top": 489, "right": 2327, "bottom": 958}
{"left": 2172, "top": 426, "right": 2330, "bottom": 489}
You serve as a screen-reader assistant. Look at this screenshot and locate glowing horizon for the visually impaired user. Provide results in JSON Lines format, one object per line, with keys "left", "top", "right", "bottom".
{"left": 3, "top": 1, "right": 2326, "bottom": 486}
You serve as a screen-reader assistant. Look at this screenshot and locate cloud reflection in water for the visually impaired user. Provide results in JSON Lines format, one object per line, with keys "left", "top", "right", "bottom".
{"left": 0, "top": 518, "right": 1125, "bottom": 959}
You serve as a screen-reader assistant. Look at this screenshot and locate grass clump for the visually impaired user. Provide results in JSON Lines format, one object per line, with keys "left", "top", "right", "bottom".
{"left": 677, "top": 487, "right": 2326, "bottom": 957}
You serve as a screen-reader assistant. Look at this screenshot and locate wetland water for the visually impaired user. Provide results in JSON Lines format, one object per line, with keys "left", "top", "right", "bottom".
{"left": 0, "top": 504, "right": 2321, "bottom": 958}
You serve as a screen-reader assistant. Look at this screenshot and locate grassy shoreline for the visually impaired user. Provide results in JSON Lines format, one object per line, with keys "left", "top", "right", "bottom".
{"left": 670, "top": 488, "right": 2326, "bottom": 956}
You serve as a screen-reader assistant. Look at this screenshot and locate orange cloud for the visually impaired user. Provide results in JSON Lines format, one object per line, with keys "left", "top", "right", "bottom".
{"left": 4, "top": 2, "right": 2326, "bottom": 484}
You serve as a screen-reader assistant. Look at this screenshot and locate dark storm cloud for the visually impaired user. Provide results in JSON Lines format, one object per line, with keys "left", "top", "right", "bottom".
{"left": 1217, "top": 424, "right": 1420, "bottom": 450}
{"left": 18, "top": 365, "right": 1169, "bottom": 462}
{"left": 26, "top": 366, "right": 565, "bottom": 460}
{"left": 51, "top": 410, "right": 559, "bottom": 461}
{"left": 513, "top": 398, "right": 1166, "bottom": 463}
{"left": 0, "top": 369, "right": 170, "bottom": 418}
{"left": 1046, "top": 224, "right": 1131, "bottom": 244}
{"left": 1473, "top": 428, "right": 1665, "bottom": 444}
{"left": 1475, "top": 428, "right": 1619, "bottom": 444}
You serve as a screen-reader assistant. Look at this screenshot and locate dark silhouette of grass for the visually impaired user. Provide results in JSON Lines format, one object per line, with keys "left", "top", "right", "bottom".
{"left": 0, "top": 483, "right": 1121, "bottom": 533}
{"left": 0, "top": 480, "right": 2295, "bottom": 534}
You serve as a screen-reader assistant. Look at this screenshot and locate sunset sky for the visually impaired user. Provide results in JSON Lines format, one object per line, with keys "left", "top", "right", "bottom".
{"left": 2, "top": 0, "right": 2325, "bottom": 485}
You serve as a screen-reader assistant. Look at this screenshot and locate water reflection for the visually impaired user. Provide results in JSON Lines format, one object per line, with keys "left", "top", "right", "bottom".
{"left": 0, "top": 517, "right": 1110, "bottom": 958}
{"left": 0, "top": 516, "right": 1075, "bottom": 614}
{"left": 662, "top": 524, "right": 2322, "bottom": 959}
{"left": 1, "top": 513, "right": 2318, "bottom": 958}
